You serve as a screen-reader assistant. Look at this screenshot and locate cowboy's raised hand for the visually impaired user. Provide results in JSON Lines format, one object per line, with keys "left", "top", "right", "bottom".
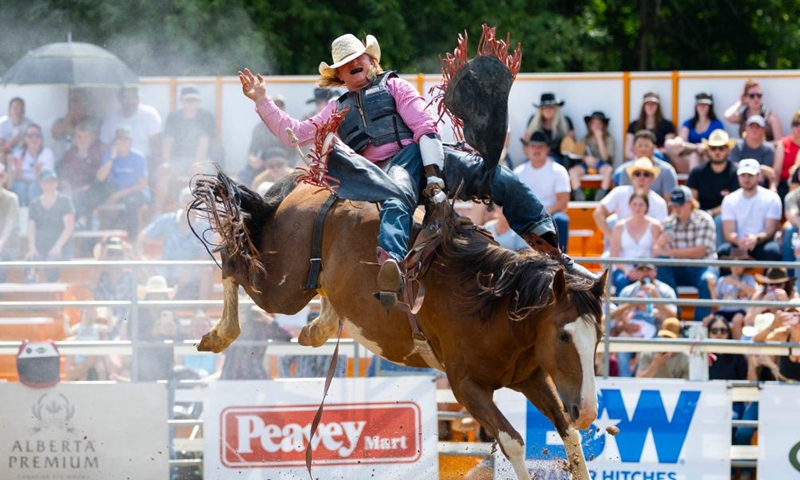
{"left": 238, "top": 68, "right": 267, "bottom": 103}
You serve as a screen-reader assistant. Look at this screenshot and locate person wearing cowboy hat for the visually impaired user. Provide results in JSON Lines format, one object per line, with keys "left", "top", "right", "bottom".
{"left": 686, "top": 128, "right": 739, "bottom": 246}
{"left": 615, "top": 130, "right": 678, "bottom": 200}
{"left": 635, "top": 317, "right": 689, "bottom": 379}
{"left": 304, "top": 87, "right": 338, "bottom": 119}
{"left": 568, "top": 111, "right": 615, "bottom": 201}
{"left": 653, "top": 185, "right": 718, "bottom": 321}
{"left": 729, "top": 115, "right": 776, "bottom": 188}
{"left": 525, "top": 92, "right": 574, "bottom": 168}
{"left": 664, "top": 91, "right": 725, "bottom": 173}
{"left": 593, "top": 156, "right": 668, "bottom": 242}
{"left": 718, "top": 158, "right": 782, "bottom": 263}
{"left": 238, "top": 32, "right": 592, "bottom": 307}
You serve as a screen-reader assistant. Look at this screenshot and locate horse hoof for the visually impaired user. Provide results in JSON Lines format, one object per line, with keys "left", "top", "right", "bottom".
{"left": 298, "top": 325, "right": 327, "bottom": 347}
{"left": 378, "top": 291, "right": 398, "bottom": 309}
{"left": 197, "top": 330, "right": 228, "bottom": 353}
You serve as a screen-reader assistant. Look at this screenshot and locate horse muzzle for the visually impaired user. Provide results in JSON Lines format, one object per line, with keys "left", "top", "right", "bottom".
{"left": 570, "top": 398, "right": 598, "bottom": 430}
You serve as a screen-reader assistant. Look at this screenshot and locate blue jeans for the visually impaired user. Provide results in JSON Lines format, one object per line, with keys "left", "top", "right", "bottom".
{"left": 11, "top": 180, "right": 42, "bottom": 207}
{"left": 616, "top": 351, "right": 635, "bottom": 378}
{"left": 553, "top": 211, "right": 569, "bottom": 252}
{"left": 656, "top": 263, "right": 718, "bottom": 320}
{"left": 377, "top": 144, "right": 554, "bottom": 261}
{"left": 782, "top": 224, "right": 798, "bottom": 277}
{"left": 713, "top": 214, "right": 724, "bottom": 248}
{"left": 718, "top": 240, "right": 781, "bottom": 263}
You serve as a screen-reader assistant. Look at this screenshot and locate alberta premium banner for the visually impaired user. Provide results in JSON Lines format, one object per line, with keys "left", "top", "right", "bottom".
{"left": 203, "top": 376, "right": 439, "bottom": 480}
{"left": 0, "top": 383, "right": 169, "bottom": 480}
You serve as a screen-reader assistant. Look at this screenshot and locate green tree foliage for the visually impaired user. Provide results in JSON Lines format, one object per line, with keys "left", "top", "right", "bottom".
{"left": 1, "top": 0, "right": 800, "bottom": 77}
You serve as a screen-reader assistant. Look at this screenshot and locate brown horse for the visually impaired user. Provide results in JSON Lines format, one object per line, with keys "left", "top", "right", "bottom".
{"left": 191, "top": 170, "right": 607, "bottom": 480}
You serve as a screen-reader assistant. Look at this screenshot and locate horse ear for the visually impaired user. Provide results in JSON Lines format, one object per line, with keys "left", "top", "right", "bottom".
{"left": 552, "top": 268, "right": 567, "bottom": 299}
{"left": 592, "top": 269, "right": 610, "bottom": 297}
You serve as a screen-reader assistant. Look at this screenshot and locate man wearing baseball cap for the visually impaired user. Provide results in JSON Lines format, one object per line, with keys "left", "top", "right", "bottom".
{"left": 729, "top": 116, "right": 775, "bottom": 188}
{"left": 718, "top": 158, "right": 781, "bottom": 263}
{"left": 654, "top": 185, "right": 718, "bottom": 320}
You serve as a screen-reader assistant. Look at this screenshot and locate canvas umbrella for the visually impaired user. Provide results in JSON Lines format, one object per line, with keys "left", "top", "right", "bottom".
{"left": 2, "top": 41, "right": 138, "bottom": 88}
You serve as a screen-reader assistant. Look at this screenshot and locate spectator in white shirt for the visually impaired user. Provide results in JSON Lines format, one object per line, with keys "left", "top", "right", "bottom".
{"left": 718, "top": 158, "right": 782, "bottom": 264}
{"left": 513, "top": 130, "right": 571, "bottom": 251}
{"left": 593, "top": 157, "right": 669, "bottom": 244}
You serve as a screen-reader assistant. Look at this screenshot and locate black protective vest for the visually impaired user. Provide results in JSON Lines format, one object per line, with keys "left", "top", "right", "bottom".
{"left": 336, "top": 71, "right": 414, "bottom": 154}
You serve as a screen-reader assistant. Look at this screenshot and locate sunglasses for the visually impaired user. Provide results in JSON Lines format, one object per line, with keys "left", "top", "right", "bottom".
{"left": 633, "top": 171, "right": 654, "bottom": 178}
{"left": 792, "top": 121, "right": 800, "bottom": 128}
{"left": 709, "top": 145, "right": 728, "bottom": 151}
{"left": 748, "top": 93, "right": 763, "bottom": 99}
{"left": 709, "top": 327, "right": 729, "bottom": 335}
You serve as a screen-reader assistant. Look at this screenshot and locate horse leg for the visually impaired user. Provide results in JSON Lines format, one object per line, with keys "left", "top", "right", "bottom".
{"left": 197, "top": 276, "right": 241, "bottom": 353}
{"left": 513, "top": 371, "right": 591, "bottom": 480}
{"left": 451, "top": 376, "right": 531, "bottom": 480}
{"left": 298, "top": 296, "right": 340, "bottom": 347}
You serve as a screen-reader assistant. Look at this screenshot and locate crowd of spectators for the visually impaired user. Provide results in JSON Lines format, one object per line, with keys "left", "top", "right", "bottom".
{"left": 2, "top": 81, "right": 799, "bottom": 466}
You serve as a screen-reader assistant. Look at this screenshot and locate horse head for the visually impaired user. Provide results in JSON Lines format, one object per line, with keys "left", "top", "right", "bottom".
{"left": 534, "top": 268, "right": 608, "bottom": 430}
{"left": 434, "top": 221, "right": 607, "bottom": 432}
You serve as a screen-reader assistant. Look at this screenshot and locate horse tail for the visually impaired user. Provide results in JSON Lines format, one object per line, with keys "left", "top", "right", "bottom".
{"left": 188, "top": 166, "right": 300, "bottom": 289}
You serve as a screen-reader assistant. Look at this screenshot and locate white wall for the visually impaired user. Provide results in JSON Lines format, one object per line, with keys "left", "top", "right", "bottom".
{"left": 3, "top": 70, "right": 799, "bottom": 178}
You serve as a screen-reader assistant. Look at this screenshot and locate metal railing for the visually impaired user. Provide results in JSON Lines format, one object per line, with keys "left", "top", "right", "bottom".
{"left": 1, "top": 256, "right": 796, "bottom": 471}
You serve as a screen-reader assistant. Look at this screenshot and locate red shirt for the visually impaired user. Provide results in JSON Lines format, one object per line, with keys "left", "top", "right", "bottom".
{"left": 780, "top": 136, "right": 800, "bottom": 182}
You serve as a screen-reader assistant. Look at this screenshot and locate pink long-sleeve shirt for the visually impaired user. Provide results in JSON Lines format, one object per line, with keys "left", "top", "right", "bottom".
{"left": 255, "top": 76, "right": 438, "bottom": 162}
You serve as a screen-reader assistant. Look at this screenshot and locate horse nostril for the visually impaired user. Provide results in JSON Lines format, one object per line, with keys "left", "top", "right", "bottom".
{"left": 570, "top": 404, "right": 580, "bottom": 421}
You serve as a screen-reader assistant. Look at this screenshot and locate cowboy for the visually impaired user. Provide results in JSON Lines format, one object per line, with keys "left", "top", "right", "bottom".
{"left": 238, "top": 33, "right": 591, "bottom": 307}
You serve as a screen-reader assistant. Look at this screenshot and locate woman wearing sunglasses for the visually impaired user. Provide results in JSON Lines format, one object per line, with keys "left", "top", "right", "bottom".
{"left": 8, "top": 123, "right": 55, "bottom": 206}
{"left": 723, "top": 79, "right": 782, "bottom": 142}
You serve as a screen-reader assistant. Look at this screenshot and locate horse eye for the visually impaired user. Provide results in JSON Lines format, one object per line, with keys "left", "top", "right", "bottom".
{"left": 558, "top": 332, "right": 571, "bottom": 343}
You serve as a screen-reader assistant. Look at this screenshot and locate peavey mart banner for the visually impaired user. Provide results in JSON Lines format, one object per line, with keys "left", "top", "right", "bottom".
{"left": 496, "top": 379, "right": 731, "bottom": 480}
{"left": 203, "top": 376, "right": 438, "bottom": 479}
{"left": 0, "top": 383, "right": 169, "bottom": 480}
{"left": 758, "top": 383, "right": 800, "bottom": 478}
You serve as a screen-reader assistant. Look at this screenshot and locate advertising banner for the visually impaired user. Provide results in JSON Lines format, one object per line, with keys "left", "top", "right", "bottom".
{"left": 203, "top": 376, "right": 438, "bottom": 479}
{"left": 0, "top": 383, "right": 169, "bottom": 480}
{"left": 495, "top": 378, "right": 731, "bottom": 480}
{"left": 758, "top": 383, "right": 800, "bottom": 478}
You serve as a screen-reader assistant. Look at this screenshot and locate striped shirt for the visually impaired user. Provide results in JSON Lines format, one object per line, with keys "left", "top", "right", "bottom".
{"left": 663, "top": 209, "right": 717, "bottom": 259}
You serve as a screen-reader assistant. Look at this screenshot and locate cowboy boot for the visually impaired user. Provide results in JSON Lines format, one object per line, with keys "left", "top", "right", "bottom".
{"left": 376, "top": 248, "right": 404, "bottom": 309}
{"left": 522, "top": 231, "right": 595, "bottom": 280}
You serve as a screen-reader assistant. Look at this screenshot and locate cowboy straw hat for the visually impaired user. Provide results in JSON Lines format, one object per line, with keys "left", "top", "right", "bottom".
{"left": 624, "top": 157, "right": 661, "bottom": 178}
{"left": 318, "top": 34, "right": 381, "bottom": 78}
{"left": 137, "top": 275, "right": 176, "bottom": 300}
{"left": 657, "top": 317, "right": 682, "bottom": 339}
{"left": 702, "top": 129, "right": 736, "bottom": 149}
{"left": 742, "top": 312, "right": 774, "bottom": 338}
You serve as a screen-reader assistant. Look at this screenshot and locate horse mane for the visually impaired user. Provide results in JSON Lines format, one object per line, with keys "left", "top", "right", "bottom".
{"left": 188, "top": 168, "right": 302, "bottom": 288}
{"left": 436, "top": 217, "right": 602, "bottom": 325}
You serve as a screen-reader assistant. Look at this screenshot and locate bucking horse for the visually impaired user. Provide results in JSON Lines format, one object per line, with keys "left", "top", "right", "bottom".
{"left": 189, "top": 26, "right": 607, "bottom": 480}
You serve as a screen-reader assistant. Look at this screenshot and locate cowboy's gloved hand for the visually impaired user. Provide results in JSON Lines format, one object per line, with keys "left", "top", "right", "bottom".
{"left": 420, "top": 133, "right": 446, "bottom": 204}
{"left": 423, "top": 176, "right": 446, "bottom": 203}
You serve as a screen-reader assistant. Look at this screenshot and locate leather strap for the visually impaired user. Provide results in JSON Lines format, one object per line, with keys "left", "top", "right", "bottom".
{"left": 303, "top": 193, "right": 338, "bottom": 290}
{"left": 305, "top": 319, "right": 344, "bottom": 479}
